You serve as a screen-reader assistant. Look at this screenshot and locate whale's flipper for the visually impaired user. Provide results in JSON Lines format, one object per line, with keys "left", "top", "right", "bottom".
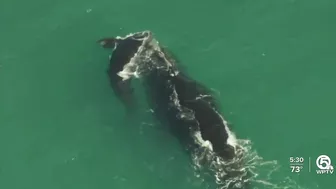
{"left": 97, "top": 38, "right": 118, "bottom": 49}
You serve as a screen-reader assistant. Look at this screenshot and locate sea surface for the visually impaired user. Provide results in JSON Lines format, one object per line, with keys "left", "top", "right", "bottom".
{"left": 1, "top": 0, "right": 335, "bottom": 188}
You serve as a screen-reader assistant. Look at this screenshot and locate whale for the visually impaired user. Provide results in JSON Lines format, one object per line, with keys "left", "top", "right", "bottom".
{"left": 97, "top": 31, "right": 152, "bottom": 113}
{"left": 98, "top": 31, "right": 249, "bottom": 188}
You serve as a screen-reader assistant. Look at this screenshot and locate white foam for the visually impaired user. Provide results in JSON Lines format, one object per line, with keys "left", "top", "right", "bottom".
{"left": 215, "top": 110, "right": 238, "bottom": 149}
{"left": 194, "top": 131, "right": 213, "bottom": 151}
{"left": 116, "top": 35, "right": 149, "bottom": 81}
{"left": 115, "top": 31, "right": 177, "bottom": 82}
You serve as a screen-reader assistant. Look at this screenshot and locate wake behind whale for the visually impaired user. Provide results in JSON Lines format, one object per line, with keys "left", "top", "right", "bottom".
{"left": 97, "top": 31, "right": 302, "bottom": 189}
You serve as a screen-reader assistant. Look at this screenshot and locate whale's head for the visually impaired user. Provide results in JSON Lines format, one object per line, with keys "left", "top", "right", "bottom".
{"left": 98, "top": 30, "right": 152, "bottom": 52}
{"left": 98, "top": 31, "right": 153, "bottom": 80}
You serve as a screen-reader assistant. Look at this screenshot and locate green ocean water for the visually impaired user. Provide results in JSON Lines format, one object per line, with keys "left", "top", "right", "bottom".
{"left": 1, "top": 0, "right": 335, "bottom": 188}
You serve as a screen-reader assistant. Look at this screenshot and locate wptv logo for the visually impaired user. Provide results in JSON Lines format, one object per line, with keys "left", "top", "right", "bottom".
{"left": 316, "top": 155, "right": 334, "bottom": 175}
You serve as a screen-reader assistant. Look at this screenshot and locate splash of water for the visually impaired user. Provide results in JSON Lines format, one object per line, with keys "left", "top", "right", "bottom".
{"left": 191, "top": 138, "right": 310, "bottom": 189}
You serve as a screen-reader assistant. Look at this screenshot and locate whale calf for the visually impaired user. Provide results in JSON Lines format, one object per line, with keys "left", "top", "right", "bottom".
{"left": 97, "top": 31, "right": 152, "bottom": 113}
